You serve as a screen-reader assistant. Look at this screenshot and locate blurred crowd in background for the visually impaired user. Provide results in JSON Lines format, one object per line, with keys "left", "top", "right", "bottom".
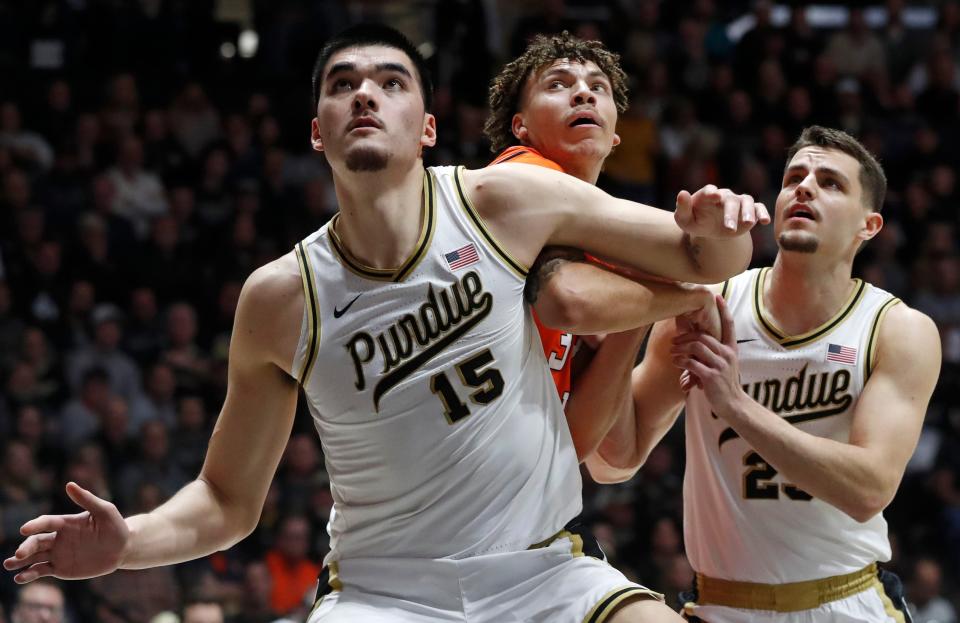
{"left": 1, "top": 0, "right": 960, "bottom": 621}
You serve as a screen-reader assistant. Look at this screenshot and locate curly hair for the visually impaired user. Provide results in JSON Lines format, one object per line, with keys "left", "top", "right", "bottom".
{"left": 484, "top": 31, "right": 629, "bottom": 153}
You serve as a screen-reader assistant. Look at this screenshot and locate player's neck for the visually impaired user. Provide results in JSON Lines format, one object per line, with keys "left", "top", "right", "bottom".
{"left": 563, "top": 159, "right": 602, "bottom": 184}
{"left": 764, "top": 254, "right": 858, "bottom": 336}
{"left": 331, "top": 162, "right": 427, "bottom": 270}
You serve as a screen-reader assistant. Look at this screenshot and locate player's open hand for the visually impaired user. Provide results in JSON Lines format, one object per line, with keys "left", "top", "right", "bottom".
{"left": 3, "top": 482, "right": 129, "bottom": 583}
{"left": 674, "top": 185, "right": 770, "bottom": 238}
{"left": 671, "top": 295, "right": 744, "bottom": 412}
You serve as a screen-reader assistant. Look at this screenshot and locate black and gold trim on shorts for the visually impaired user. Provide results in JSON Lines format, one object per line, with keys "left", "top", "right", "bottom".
{"left": 327, "top": 170, "right": 437, "bottom": 282}
{"left": 583, "top": 586, "right": 663, "bottom": 623}
{"left": 453, "top": 165, "right": 529, "bottom": 280}
{"left": 752, "top": 267, "right": 867, "bottom": 348}
{"left": 308, "top": 561, "right": 343, "bottom": 618}
{"left": 864, "top": 296, "right": 901, "bottom": 381}
{"left": 527, "top": 517, "right": 602, "bottom": 559}
{"left": 294, "top": 241, "right": 321, "bottom": 385}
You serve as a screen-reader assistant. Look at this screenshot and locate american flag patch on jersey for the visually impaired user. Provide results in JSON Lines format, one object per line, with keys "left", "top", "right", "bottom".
{"left": 826, "top": 343, "right": 857, "bottom": 365}
{"left": 444, "top": 243, "right": 480, "bottom": 271}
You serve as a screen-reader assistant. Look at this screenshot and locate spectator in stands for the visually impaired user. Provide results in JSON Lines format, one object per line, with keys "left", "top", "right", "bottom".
{"left": 10, "top": 579, "right": 64, "bottom": 623}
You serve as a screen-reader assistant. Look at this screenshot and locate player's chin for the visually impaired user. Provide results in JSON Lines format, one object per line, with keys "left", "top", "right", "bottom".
{"left": 777, "top": 231, "right": 819, "bottom": 254}
{"left": 345, "top": 146, "right": 391, "bottom": 172}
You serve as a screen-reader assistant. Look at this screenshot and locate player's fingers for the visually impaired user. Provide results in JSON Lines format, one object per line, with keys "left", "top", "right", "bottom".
{"left": 65, "top": 481, "right": 115, "bottom": 519}
{"left": 755, "top": 202, "right": 771, "bottom": 224}
{"left": 739, "top": 194, "right": 756, "bottom": 226}
{"left": 6, "top": 551, "right": 51, "bottom": 573}
{"left": 13, "top": 562, "right": 55, "bottom": 585}
{"left": 20, "top": 514, "right": 71, "bottom": 537}
{"left": 673, "top": 341, "right": 725, "bottom": 368}
{"left": 718, "top": 295, "right": 737, "bottom": 347}
{"left": 5, "top": 533, "right": 53, "bottom": 570}
{"left": 722, "top": 192, "right": 740, "bottom": 231}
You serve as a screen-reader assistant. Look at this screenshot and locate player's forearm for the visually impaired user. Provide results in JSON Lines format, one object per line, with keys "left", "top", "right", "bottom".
{"left": 120, "top": 478, "right": 255, "bottom": 569}
{"left": 534, "top": 262, "right": 715, "bottom": 334}
{"left": 593, "top": 321, "right": 686, "bottom": 476}
{"left": 565, "top": 328, "right": 648, "bottom": 461}
{"left": 684, "top": 233, "right": 753, "bottom": 284}
{"left": 719, "top": 393, "right": 900, "bottom": 522}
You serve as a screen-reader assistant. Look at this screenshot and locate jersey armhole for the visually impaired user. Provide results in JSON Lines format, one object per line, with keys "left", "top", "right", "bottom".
{"left": 294, "top": 241, "right": 322, "bottom": 385}
{"left": 864, "top": 297, "right": 901, "bottom": 381}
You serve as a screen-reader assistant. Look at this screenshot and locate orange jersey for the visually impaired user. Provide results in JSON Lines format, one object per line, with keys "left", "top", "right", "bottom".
{"left": 490, "top": 146, "right": 576, "bottom": 408}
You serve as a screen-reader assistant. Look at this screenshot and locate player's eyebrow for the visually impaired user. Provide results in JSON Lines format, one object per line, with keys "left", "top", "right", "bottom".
{"left": 325, "top": 61, "right": 413, "bottom": 83}
{"left": 540, "top": 66, "right": 610, "bottom": 83}
{"left": 785, "top": 164, "right": 851, "bottom": 185}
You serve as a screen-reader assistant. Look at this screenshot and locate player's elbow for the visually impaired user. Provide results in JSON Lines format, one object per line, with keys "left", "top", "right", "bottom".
{"left": 534, "top": 271, "right": 592, "bottom": 332}
{"left": 689, "top": 236, "right": 752, "bottom": 284}
{"left": 844, "top": 488, "right": 895, "bottom": 524}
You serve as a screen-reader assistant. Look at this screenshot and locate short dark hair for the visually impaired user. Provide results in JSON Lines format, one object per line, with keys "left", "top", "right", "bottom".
{"left": 484, "top": 31, "right": 629, "bottom": 153}
{"left": 785, "top": 126, "right": 887, "bottom": 212}
{"left": 311, "top": 23, "right": 433, "bottom": 112}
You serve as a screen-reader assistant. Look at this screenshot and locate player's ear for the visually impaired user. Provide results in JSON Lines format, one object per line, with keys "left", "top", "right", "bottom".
{"left": 511, "top": 113, "right": 529, "bottom": 143}
{"left": 612, "top": 132, "right": 621, "bottom": 147}
{"left": 311, "top": 118, "right": 324, "bottom": 152}
{"left": 421, "top": 113, "right": 437, "bottom": 148}
{"left": 858, "top": 211, "right": 883, "bottom": 243}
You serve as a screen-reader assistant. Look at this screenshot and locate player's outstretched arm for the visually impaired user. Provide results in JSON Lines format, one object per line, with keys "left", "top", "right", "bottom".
{"left": 585, "top": 318, "right": 688, "bottom": 483}
{"left": 674, "top": 297, "right": 941, "bottom": 522}
{"left": 461, "top": 164, "right": 767, "bottom": 285}
{"left": 4, "top": 257, "right": 303, "bottom": 582}
{"left": 529, "top": 252, "right": 717, "bottom": 334}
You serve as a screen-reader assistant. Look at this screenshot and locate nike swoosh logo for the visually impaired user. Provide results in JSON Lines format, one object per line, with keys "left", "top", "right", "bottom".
{"left": 333, "top": 294, "right": 362, "bottom": 318}
{"left": 736, "top": 338, "right": 758, "bottom": 344}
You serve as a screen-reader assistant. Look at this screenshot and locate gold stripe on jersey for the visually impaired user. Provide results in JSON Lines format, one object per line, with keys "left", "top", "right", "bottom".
{"left": 295, "top": 242, "right": 321, "bottom": 385}
{"left": 753, "top": 267, "right": 867, "bottom": 348}
{"left": 326, "top": 171, "right": 437, "bottom": 282}
{"left": 453, "top": 166, "right": 529, "bottom": 279}
{"left": 865, "top": 297, "right": 901, "bottom": 380}
{"left": 720, "top": 278, "right": 731, "bottom": 300}
{"left": 583, "top": 586, "right": 664, "bottom": 623}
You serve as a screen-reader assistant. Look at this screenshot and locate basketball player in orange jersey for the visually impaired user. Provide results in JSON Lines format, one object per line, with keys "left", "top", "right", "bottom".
{"left": 484, "top": 32, "right": 759, "bottom": 470}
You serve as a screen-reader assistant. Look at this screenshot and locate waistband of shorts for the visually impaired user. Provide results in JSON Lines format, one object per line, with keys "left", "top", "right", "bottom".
{"left": 694, "top": 563, "right": 877, "bottom": 612}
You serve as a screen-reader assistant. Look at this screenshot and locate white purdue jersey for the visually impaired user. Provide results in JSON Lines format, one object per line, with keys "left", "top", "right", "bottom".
{"left": 291, "top": 166, "right": 580, "bottom": 565}
{"left": 684, "top": 267, "right": 901, "bottom": 583}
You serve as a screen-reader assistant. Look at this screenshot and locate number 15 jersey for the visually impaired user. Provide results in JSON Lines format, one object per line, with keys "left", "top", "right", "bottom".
{"left": 292, "top": 166, "right": 581, "bottom": 565}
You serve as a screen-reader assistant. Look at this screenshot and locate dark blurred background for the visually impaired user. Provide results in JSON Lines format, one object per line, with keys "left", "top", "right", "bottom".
{"left": 0, "top": 0, "right": 959, "bottom": 621}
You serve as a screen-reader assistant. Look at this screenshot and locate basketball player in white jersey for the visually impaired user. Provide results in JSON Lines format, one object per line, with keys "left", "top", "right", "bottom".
{"left": 4, "top": 24, "right": 765, "bottom": 622}
{"left": 590, "top": 126, "right": 941, "bottom": 622}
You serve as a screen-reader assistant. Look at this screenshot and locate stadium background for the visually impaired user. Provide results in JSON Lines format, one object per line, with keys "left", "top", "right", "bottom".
{"left": 0, "top": 0, "right": 959, "bottom": 620}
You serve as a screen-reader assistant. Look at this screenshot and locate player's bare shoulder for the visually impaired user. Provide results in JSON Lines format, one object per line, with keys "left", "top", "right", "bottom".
{"left": 461, "top": 163, "right": 583, "bottom": 218}
{"left": 874, "top": 301, "right": 941, "bottom": 379}
{"left": 233, "top": 251, "right": 305, "bottom": 377}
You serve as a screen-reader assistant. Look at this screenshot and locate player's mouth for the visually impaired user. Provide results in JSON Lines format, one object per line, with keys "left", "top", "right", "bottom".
{"left": 568, "top": 110, "right": 602, "bottom": 128}
{"left": 785, "top": 203, "right": 818, "bottom": 222}
{"left": 348, "top": 115, "right": 383, "bottom": 132}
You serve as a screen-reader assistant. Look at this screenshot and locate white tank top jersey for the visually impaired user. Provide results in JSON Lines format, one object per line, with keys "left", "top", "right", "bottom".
{"left": 291, "top": 165, "right": 581, "bottom": 565}
{"left": 684, "top": 267, "right": 901, "bottom": 583}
